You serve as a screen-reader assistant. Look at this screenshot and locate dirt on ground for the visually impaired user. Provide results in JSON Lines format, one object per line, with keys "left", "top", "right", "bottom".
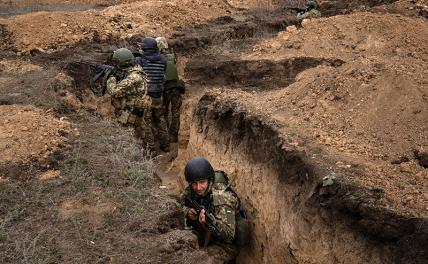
{"left": 228, "top": 11, "right": 428, "bottom": 217}
{"left": 0, "top": 0, "right": 427, "bottom": 263}
{"left": 0, "top": 0, "right": 232, "bottom": 54}
{"left": 0, "top": 104, "right": 74, "bottom": 180}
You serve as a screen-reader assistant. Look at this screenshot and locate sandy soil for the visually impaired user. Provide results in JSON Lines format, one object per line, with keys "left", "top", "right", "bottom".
{"left": 0, "top": 0, "right": 232, "bottom": 54}
{"left": 207, "top": 11, "right": 428, "bottom": 216}
{"left": 0, "top": 104, "right": 74, "bottom": 179}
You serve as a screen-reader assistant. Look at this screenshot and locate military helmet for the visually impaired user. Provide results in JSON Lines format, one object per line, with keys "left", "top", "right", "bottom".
{"left": 141, "top": 37, "right": 158, "bottom": 51}
{"left": 112, "top": 48, "right": 134, "bottom": 69}
{"left": 306, "top": 0, "right": 319, "bottom": 8}
{"left": 156, "top": 37, "right": 169, "bottom": 50}
{"left": 184, "top": 157, "right": 214, "bottom": 183}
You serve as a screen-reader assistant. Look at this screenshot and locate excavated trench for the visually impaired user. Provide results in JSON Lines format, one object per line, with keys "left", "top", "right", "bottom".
{"left": 12, "top": 1, "right": 427, "bottom": 262}
{"left": 174, "top": 93, "right": 428, "bottom": 264}
{"left": 185, "top": 57, "right": 344, "bottom": 89}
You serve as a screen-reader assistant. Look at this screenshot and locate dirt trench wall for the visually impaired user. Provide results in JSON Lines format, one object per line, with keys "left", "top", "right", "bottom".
{"left": 180, "top": 94, "right": 394, "bottom": 264}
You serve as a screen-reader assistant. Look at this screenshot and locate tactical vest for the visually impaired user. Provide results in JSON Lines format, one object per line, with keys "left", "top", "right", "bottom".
{"left": 138, "top": 57, "right": 165, "bottom": 84}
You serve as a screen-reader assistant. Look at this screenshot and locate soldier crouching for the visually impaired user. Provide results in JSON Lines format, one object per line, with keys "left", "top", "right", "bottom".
{"left": 106, "top": 48, "right": 155, "bottom": 151}
{"left": 180, "top": 157, "right": 250, "bottom": 264}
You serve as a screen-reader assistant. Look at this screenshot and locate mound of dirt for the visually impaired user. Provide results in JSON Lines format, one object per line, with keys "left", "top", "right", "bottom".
{"left": 0, "top": 104, "right": 74, "bottom": 179}
{"left": 208, "top": 12, "right": 428, "bottom": 217}
{"left": 0, "top": 0, "right": 231, "bottom": 54}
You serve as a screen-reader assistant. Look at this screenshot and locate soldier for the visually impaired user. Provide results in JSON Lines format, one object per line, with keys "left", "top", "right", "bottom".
{"left": 106, "top": 48, "right": 154, "bottom": 151}
{"left": 156, "top": 37, "right": 185, "bottom": 143}
{"left": 180, "top": 157, "right": 248, "bottom": 263}
{"left": 135, "top": 37, "right": 170, "bottom": 152}
{"left": 296, "top": 0, "right": 321, "bottom": 26}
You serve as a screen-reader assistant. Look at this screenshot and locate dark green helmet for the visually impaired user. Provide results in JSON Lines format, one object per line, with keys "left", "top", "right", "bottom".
{"left": 184, "top": 157, "right": 214, "bottom": 183}
{"left": 112, "top": 48, "right": 134, "bottom": 69}
{"left": 307, "top": 0, "right": 319, "bottom": 8}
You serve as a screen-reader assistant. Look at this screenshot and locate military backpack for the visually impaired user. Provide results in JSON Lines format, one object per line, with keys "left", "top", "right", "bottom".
{"left": 214, "top": 171, "right": 250, "bottom": 248}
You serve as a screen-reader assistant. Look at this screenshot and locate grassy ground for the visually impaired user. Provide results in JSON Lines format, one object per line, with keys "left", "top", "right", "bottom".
{"left": 0, "top": 112, "right": 195, "bottom": 263}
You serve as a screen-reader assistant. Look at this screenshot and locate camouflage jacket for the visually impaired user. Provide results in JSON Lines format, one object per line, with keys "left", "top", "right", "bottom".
{"left": 106, "top": 65, "right": 148, "bottom": 99}
{"left": 180, "top": 179, "right": 239, "bottom": 244}
{"left": 297, "top": 8, "right": 321, "bottom": 21}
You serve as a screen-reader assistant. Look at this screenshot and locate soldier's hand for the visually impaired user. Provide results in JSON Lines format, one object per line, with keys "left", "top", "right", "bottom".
{"left": 188, "top": 208, "right": 198, "bottom": 220}
{"left": 199, "top": 209, "right": 206, "bottom": 224}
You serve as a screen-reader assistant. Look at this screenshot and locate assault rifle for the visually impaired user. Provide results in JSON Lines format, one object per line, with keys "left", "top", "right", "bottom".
{"left": 286, "top": 7, "right": 307, "bottom": 14}
{"left": 184, "top": 197, "right": 221, "bottom": 247}
{"left": 77, "top": 61, "right": 127, "bottom": 97}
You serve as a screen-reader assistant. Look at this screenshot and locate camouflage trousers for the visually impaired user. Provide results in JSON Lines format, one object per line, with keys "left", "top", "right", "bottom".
{"left": 133, "top": 112, "right": 155, "bottom": 151}
{"left": 150, "top": 96, "right": 170, "bottom": 151}
{"left": 116, "top": 108, "right": 155, "bottom": 151}
{"left": 163, "top": 88, "right": 182, "bottom": 142}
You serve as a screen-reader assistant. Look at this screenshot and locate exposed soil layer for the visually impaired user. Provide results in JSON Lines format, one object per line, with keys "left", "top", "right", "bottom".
{"left": 1, "top": 0, "right": 428, "bottom": 263}
{"left": 236, "top": 11, "right": 428, "bottom": 217}
{"left": 0, "top": 104, "right": 74, "bottom": 180}
{"left": 180, "top": 92, "right": 428, "bottom": 263}
{"left": 0, "top": 0, "right": 232, "bottom": 54}
{"left": 185, "top": 57, "right": 344, "bottom": 89}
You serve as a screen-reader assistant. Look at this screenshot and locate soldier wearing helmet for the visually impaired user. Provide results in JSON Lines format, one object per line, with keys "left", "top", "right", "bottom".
{"left": 135, "top": 37, "right": 170, "bottom": 152}
{"left": 180, "top": 157, "right": 248, "bottom": 263}
{"left": 156, "top": 36, "right": 184, "bottom": 143}
{"left": 106, "top": 48, "right": 154, "bottom": 150}
{"left": 297, "top": 0, "right": 321, "bottom": 26}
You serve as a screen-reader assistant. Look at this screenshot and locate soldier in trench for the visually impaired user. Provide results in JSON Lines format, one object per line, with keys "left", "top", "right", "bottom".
{"left": 296, "top": 0, "right": 321, "bottom": 26}
{"left": 135, "top": 37, "right": 171, "bottom": 152}
{"left": 156, "top": 36, "right": 185, "bottom": 143}
{"left": 105, "top": 48, "right": 155, "bottom": 151}
{"left": 180, "top": 157, "right": 249, "bottom": 264}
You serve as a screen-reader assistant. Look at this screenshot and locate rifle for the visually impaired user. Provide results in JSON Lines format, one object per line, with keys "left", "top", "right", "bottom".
{"left": 286, "top": 7, "right": 307, "bottom": 13}
{"left": 77, "top": 61, "right": 127, "bottom": 97}
{"left": 184, "top": 197, "right": 221, "bottom": 247}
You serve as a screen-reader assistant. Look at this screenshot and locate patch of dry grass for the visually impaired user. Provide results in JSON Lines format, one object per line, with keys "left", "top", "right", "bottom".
{"left": 0, "top": 113, "right": 186, "bottom": 263}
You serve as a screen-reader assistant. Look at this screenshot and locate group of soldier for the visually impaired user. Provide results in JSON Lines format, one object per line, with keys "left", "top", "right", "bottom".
{"left": 104, "top": 39, "right": 245, "bottom": 263}
{"left": 106, "top": 36, "right": 183, "bottom": 154}
{"left": 101, "top": 1, "right": 321, "bottom": 261}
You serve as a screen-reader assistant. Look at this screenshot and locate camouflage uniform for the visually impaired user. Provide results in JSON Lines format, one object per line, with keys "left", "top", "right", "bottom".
{"left": 150, "top": 96, "right": 170, "bottom": 151}
{"left": 160, "top": 48, "right": 183, "bottom": 143}
{"left": 163, "top": 82, "right": 183, "bottom": 143}
{"left": 180, "top": 173, "right": 240, "bottom": 263}
{"left": 297, "top": 8, "right": 321, "bottom": 22}
{"left": 297, "top": 0, "right": 321, "bottom": 25}
{"left": 106, "top": 65, "right": 154, "bottom": 150}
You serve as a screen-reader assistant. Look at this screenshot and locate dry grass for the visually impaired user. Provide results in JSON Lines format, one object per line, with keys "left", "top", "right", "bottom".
{"left": 0, "top": 112, "right": 185, "bottom": 263}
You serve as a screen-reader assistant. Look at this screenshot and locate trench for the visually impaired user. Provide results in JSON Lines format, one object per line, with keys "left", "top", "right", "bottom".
{"left": 11, "top": 0, "right": 426, "bottom": 262}
{"left": 168, "top": 93, "right": 428, "bottom": 264}
{"left": 185, "top": 57, "right": 344, "bottom": 89}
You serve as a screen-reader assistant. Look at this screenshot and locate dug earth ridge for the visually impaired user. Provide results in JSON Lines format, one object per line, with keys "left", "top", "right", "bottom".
{"left": 175, "top": 91, "right": 428, "bottom": 263}
{"left": 0, "top": 0, "right": 427, "bottom": 263}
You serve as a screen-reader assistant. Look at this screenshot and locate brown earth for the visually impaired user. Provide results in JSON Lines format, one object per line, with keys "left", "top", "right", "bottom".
{"left": 0, "top": 0, "right": 232, "bottom": 54}
{"left": 1, "top": 0, "right": 428, "bottom": 263}
{"left": 0, "top": 104, "right": 74, "bottom": 180}
{"left": 235, "top": 11, "right": 428, "bottom": 217}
